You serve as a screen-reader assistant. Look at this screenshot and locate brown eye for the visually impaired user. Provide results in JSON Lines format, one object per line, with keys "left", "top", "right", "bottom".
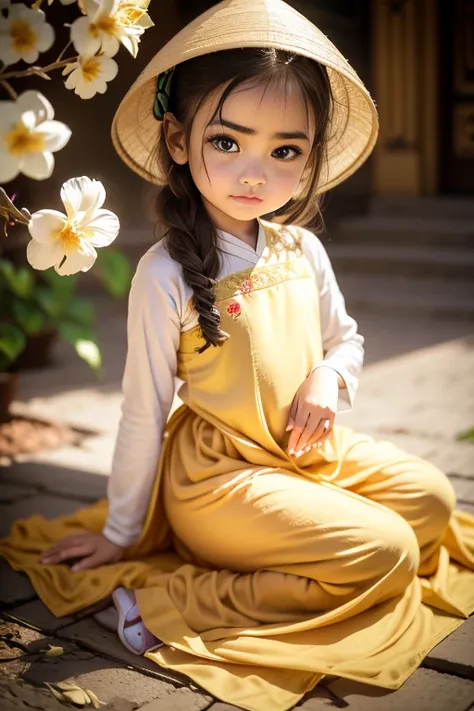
{"left": 207, "top": 135, "right": 238, "bottom": 153}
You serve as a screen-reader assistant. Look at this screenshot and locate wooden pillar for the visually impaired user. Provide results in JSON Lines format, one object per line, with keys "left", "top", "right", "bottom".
{"left": 372, "top": 0, "right": 438, "bottom": 195}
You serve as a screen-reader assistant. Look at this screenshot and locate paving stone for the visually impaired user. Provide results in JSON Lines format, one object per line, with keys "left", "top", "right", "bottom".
{"left": 4, "top": 599, "right": 107, "bottom": 634}
{"left": 0, "top": 558, "right": 36, "bottom": 607}
{"left": 427, "top": 442, "right": 474, "bottom": 479}
{"left": 58, "top": 617, "right": 189, "bottom": 688}
{"left": 0, "top": 482, "right": 39, "bottom": 503}
{"left": 424, "top": 615, "right": 474, "bottom": 679}
{"left": 137, "top": 687, "right": 213, "bottom": 710}
{"left": 449, "top": 475, "right": 474, "bottom": 506}
{"left": 1, "top": 461, "right": 108, "bottom": 502}
{"left": 26, "top": 660, "right": 180, "bottom": 707}
{"left": 0, "top": 679, "right": 67, "bottom": 711}
{"left": 337, "top": 339, "right": 474, "bottom": 443}
{"left": 325, "top": 668, "right": 474, "bottom": 711}
{"left": 0, "top": 495, "right": 88, "bottom": 539}
{"left": 0, "top": 618, "right": 45, "bottom": 681}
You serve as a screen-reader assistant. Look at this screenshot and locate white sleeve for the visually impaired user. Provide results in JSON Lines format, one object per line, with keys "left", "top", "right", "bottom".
{"left": 301, "top": 230, "right": 365, "bottom": 411}
{"left": 102, "top": 249, "right": 182, "bottom": 548}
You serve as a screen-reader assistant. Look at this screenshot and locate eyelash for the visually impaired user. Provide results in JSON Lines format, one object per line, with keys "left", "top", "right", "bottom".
{"left": 206, "top": 133, "right": 303, "bottom": 161}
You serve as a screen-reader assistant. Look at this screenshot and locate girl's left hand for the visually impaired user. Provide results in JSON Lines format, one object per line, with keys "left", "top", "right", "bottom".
{"left": 286, "top": 366, "right": 339, "bottom": 458}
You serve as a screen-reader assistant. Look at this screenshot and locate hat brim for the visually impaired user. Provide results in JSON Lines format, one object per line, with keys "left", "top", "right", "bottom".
{"left": 111, "top": 0, "right": 378, "bottom": 194}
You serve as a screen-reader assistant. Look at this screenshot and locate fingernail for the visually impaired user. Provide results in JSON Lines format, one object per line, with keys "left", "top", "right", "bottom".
{"left": 289, "top": 449, "right": 294, "bottom": 456}
{"left": 71, "top": 564, "right": 80, "bottom": 572}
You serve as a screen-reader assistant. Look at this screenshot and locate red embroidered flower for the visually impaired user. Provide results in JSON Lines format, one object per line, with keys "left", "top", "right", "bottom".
{"left": 226, "top": 301, "right": 241, "bottom": 319}
{"left": 239, "top": 278, "right": 253, "bottom": 294}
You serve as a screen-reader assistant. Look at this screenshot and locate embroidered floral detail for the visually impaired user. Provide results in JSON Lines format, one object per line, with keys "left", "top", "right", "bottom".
{"left": 215, "top": 261, "right": 312, "bottom": 303}
{"left": 238, "top": 277, "right": 254, "bottom": 294}
{"left": 226, "top": 301, "right": 242, "bottom": 319}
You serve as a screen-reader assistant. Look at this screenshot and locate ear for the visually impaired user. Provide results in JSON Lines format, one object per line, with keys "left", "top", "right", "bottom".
{"left": 162, "top": 112, "right": 188, "bottom": 165}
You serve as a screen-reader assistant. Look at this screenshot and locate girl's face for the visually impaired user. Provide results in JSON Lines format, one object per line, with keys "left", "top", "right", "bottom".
{"left": 164, "top": 78, "right": 316, "bottom": 239}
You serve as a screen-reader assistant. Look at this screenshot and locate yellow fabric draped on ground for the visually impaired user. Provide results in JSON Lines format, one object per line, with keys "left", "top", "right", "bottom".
{"left": 1, "top": 220, "right": 474, "bottom": 711}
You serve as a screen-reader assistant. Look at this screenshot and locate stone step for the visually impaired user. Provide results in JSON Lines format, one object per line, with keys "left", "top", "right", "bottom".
{"left": 369, "top": 195, "right": 474, "bottom": 221}
{"left": 327, "top": 216, "right": 474, "bottom": 249}
{"left": 335, "top": 273, "right": 474, "bottom": 320}
{"left": 324, "top": 242, "right": 474, "bottom": 279}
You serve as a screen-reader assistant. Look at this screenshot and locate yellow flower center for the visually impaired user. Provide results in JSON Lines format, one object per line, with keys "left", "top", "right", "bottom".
{"left": 94, "top": 15, "right": 118, "bottom": 35}
{"left": 58, "top": 224, "right": 82, "bottom": 252}
{"left": 4, "top": 122, "right": 45, "bottom": 156}
{"left": 10, "top": 19, "right": 37, "bottom": 53}
{"left": 81, "top": 56, "right": 101, "bottom": 82}
{"left": 116, "top": 2, "right": 148, "bottom": 26}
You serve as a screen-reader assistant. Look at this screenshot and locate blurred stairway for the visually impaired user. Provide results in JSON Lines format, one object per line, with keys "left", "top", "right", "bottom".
{"left": 324, "top": 197, "right": 474, "bottom": 322}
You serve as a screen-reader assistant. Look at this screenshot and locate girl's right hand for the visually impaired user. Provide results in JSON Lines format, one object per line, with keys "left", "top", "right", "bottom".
{"left": 41, "top": 533, "right": 125, "bottom": 572}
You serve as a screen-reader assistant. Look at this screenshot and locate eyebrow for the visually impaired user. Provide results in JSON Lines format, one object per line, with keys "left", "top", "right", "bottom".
{"left": 208, "top": 118, "right": 310, "bottom": 141}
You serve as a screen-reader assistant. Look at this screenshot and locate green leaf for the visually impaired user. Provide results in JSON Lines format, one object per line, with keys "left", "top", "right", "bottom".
{"left": 95, "top": 249, "right": 132, "bottom": 299}
{"left": 0, "top": 260, "right": 35, "bottom": 298}
{"left": 36, "top": 286, "right": 64, "bottom": 319}
{"left": 456, "top": 427, "right": 474, "bottom": 443}
{"left": 75, "top": 340, "right": 102, "bottom": 371}
{"left": 57, "top": 322, "right": 102, "bottom": 373}
{"left": 63, "top": 299, "right": 95, "bottom": 326}
{"left": 12, "top": 300, "right": 46, "bottom": 336}
{"left": 0, "top": 323, "right": 27, "bottom": 362}
{"left": 41, "top": 268, "right": 78, "bottom": 295}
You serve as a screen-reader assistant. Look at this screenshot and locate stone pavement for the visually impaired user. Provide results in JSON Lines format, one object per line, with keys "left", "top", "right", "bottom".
{"left": 1, "top": 294, "right": 474, "bottom": 711}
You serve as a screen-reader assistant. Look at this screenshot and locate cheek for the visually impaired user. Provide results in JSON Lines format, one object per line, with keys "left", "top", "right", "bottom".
{"left": 190, "top": 145, "right": 230, "bottom": 187}
{"left": 273, "top": 164, "right": 304, "bottom": 192}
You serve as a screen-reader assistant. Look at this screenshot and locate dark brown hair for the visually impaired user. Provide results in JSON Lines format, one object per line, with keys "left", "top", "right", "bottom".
{"left": 154, "top": 47, "right": 333, "bottom": 352}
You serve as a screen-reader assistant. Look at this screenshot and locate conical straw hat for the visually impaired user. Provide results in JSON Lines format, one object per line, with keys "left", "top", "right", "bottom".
{"left": 111, "top": 0, "right": 378, "bottom": 193}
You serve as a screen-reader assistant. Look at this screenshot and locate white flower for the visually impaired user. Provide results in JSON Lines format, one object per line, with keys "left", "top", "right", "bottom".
{"left": 0, "top": 4, "right": 54, "bottom": 66}
{"left": 62, "top": 54, "right": 118, "bottom": 99}
{"left": 71, "top": 0, "right": 153, "bottom": 58}
{"left": 0, "top": 90, "right": 71, "bottom": 183}
{"left": 26, "top": 176, "right": 120, "bottom": 276}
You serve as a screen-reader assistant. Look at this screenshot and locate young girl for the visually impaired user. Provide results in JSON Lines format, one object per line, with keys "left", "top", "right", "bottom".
{"left": 1, "top": 1, "right": 473, "bottom": 710}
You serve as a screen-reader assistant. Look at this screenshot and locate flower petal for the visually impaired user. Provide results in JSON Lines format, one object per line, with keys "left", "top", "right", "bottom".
{"left": 60, "top": 177, "right": 86, "bottom": 218}
{"left": 0, "top": 101, "right": 21, "bottom": 132}
{"left": 98, "top": 56, "right": 118, "bottom": 81}
{"left": 62, "top": 62, "right": 76, "bottom": 76}
{"left": 16, "top": 90, "right": 54, "bottom": 122}
{"left": 20, "top": 151, "right": 54, "bottom": 180}
{"left": 56, "top": 241, "right": 97, "bottom": 275}
{"left": 71, "top": 16, "right": 101, "bottom": 56}
{"left": 60, "top": 176, "right": 105, "bottom": 220}
{"left": 82, "top": 208, "right": 120, "bottom": 246}
{"left": 27, "top": 239, "right": 64, "bottom": 271}
{"left": 120, "top": 34, "right": 138, "bottom": 57}
{"left": 0, "top": 44, "right": 20, "bottom": 68}
{"left": 74, "top": 78, "right": 105, "bottom": 99}
{"left": 20, "top": 47, "right": 40, "bottom": 64}
{"left": 36, "top": 22, "right": 55, "bottom": 53}
{"left": 0, "top": 148, "right": 20, "bottom": 183}
{"left": 37, "top": 120, "right": 72, "bottom": 152}
{"left": 29, "top": 209, "right": 67, "bottom": 243}
{"left": 138, "top": 14, "right": 154, "bottom": 29}
{"left": 100, "top": 31, "right": 120, "bottom": 57}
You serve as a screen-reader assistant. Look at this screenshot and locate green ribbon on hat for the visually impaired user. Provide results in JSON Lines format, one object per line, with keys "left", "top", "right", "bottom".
{"left": 153, "top": 66, "right": 176, "bottom": 121}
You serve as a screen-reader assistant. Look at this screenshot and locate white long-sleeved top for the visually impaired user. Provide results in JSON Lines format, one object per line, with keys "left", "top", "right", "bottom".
{"left": 103, "top": 219, "right": 365, "bottom": 548}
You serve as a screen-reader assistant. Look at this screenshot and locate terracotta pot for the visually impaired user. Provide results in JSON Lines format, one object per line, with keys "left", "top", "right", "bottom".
{"left": 0, "top": 371, "right": 19, "bottom": 423}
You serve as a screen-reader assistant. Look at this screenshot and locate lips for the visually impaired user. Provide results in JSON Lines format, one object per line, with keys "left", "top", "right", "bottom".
{"left": 231, "top": 195, "right": 263, "bottom": 202}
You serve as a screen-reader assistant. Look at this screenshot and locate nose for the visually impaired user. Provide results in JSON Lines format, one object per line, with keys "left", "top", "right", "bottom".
{"left": 239, "top": 165, "right": 266, "bottom": 188}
